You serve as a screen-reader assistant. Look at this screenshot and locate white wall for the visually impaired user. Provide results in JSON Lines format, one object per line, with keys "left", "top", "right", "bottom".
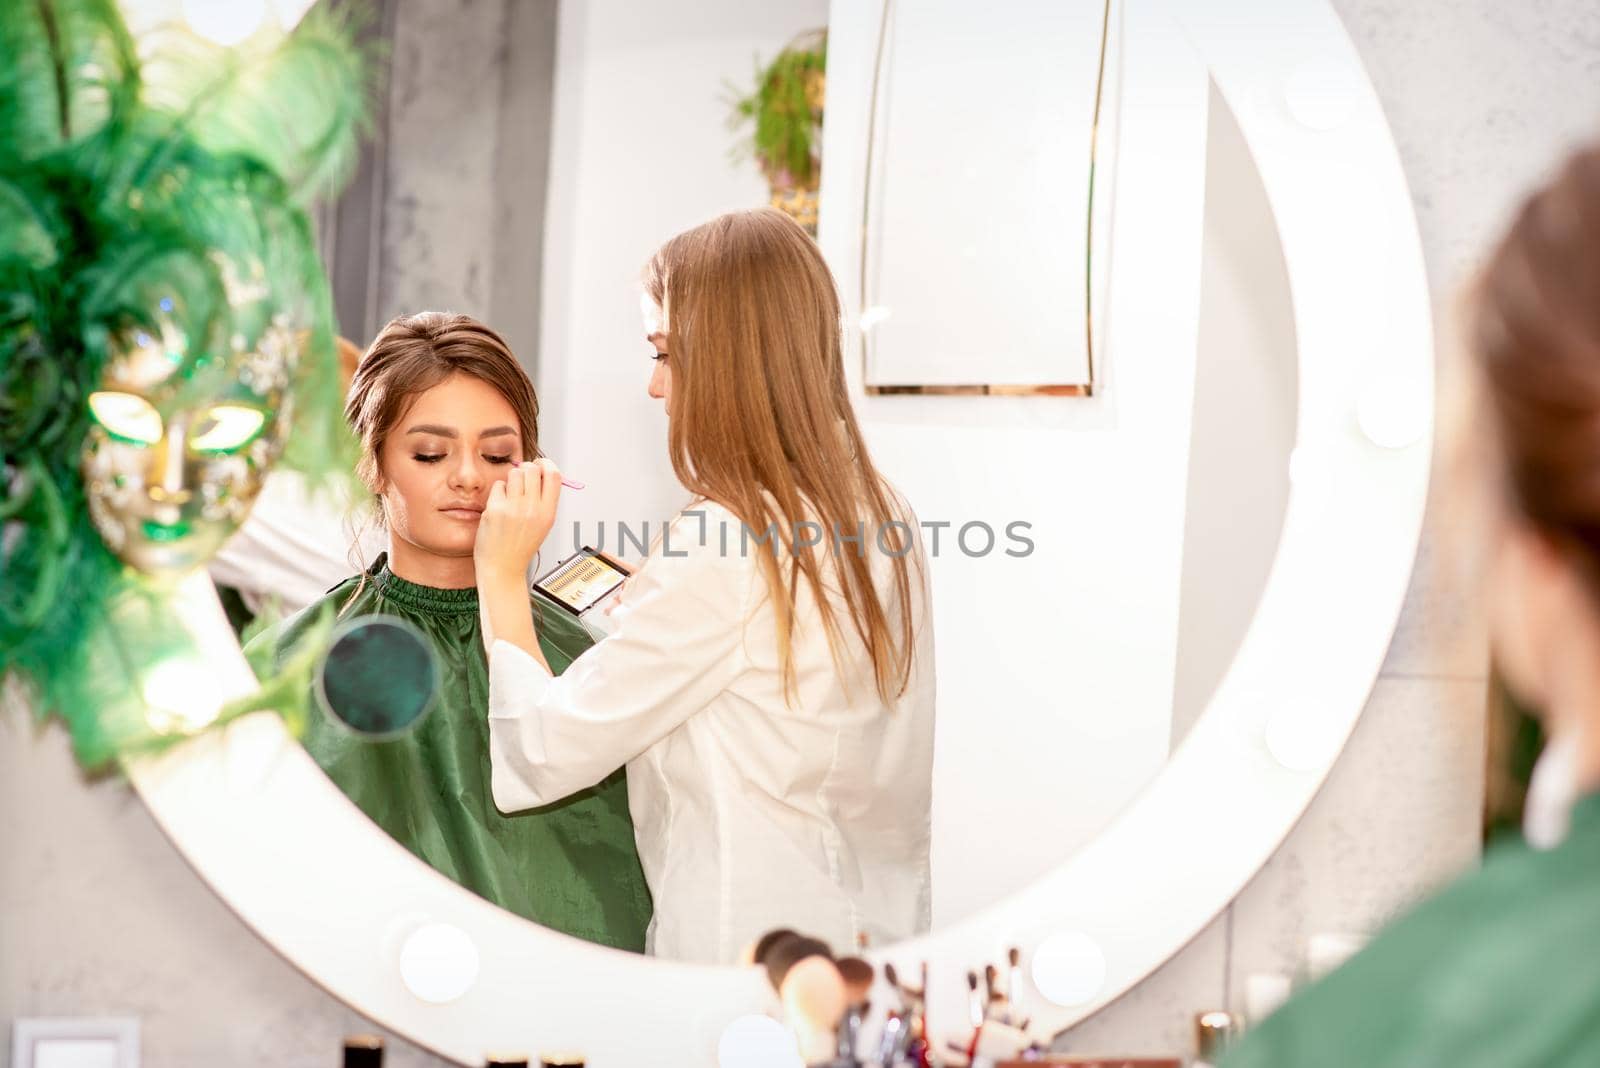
{"left": 820, "top": 0, "right": 1210, "bottom": 927}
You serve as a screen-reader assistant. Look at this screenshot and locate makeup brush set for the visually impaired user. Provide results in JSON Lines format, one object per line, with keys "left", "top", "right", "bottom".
{"left": 942, "top": 948, "right": 1047, "bottom": 1066}
{"left": 749, "top": 929, "right": 1060, "bottom": 1067}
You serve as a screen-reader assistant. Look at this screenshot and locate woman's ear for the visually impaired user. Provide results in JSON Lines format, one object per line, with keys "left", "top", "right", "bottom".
{"left": 1488, "top": 522, "right": 1561, "bottom": 713}
{"left": 1490, "top": 522, "right": 1600, "bottom": 720}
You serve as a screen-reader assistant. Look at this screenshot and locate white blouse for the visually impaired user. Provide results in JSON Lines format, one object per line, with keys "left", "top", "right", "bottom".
{"left": 487, "top": 496, "right": 936, "bottom": 964}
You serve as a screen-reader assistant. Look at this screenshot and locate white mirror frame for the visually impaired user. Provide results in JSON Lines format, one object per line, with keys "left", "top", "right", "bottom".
{"left": 125, "top": 0, "right": 1432, "bottom": 1063}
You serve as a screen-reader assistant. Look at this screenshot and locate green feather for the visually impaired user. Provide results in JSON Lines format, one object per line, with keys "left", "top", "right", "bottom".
{"left": 0, "top": 0, "right": 373, "bottom": 769}
{"left": 0, "top": 0, "right": 139, "bottom": 159}
{"left": 136, "top": 5, "right": 379, "bottom": 205}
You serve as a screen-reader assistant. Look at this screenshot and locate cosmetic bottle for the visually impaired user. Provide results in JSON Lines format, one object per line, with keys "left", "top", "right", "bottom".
{"left": 1192, "top": 1010, "right": 1238, "bottom": 1068}
{"left": 484, "top": 1056, "right": 530, "bottom": 1067}
{"left": 342, "top": 1035, "right": 383, "bottom": 1068}
{"left": 539, "top": 1056, "right": 586, "bottom": 1068}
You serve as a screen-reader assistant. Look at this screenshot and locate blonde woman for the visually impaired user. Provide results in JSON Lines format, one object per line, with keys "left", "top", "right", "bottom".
{"left": 474, "top": 209, "right": 936, "bottom": 963}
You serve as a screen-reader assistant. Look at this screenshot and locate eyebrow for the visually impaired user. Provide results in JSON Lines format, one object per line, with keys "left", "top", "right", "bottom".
{"left": 405, "top": 424, "right": 518, "bottom": 440}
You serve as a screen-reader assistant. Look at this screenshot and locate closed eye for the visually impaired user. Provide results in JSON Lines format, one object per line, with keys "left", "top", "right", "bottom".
{"left": 484, "top": 455, "right": 514, "bottom": 465}
{"left": 413, "top": 453, "right": 445, "bottom": 464}
{"left": 651, "top": 352, "right": 669, "bottom": 363}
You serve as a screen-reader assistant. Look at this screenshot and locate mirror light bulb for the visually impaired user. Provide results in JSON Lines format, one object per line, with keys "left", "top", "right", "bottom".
{"left": 143, "top": 656, "right": 227, "bottom": 733}
{"left": 1029, "top": 931, "right": 1107, "bottom": 1007}
{"left": 269, "top": 0, "right": 317, "bottom": 29}
{"left": 181, "top": 0, "right": 268, "bottom": 45}
{"left": 717, "top": 1015, "right": 802, "bottom": 1068}
{"left": 1264, "top": 706, "right": 1346, "bottom": 772}
{"left": 398, "top": 922, "right": 480, "bottom": 1004}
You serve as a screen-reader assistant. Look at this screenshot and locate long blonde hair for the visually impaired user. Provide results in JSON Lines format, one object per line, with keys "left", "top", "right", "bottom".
{"left": 644, "top": 209, "right": 917, "bottom": 704}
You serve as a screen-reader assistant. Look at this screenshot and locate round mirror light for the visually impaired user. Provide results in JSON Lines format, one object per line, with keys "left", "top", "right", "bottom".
{"left": 143, "top": 655, "right": 227, "bottom": 733}
{"left": 1265, "top": 701, "right": 1350, "bottom": 772}
{"left": 717, "top": 1014, "right": 803, "bottom": 1068}
{"left": 1029, "top": 931, "right": 1108, "bottom": 1007}
{"left": 180, "top": 0, "right": 268, "bottom": 45}
{"left": 398, "top": 922, "right": 480, "bottom": 1005}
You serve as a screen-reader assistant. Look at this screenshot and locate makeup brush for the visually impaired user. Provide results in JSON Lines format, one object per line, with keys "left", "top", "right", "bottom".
{"left": 836, "top": 956, "right": 875, "bottom": 1008}
{"left": 964, "top": 971, "right": 990, "bottom": 1065}
{"left": 1008, "top": 946, "right": 1024, "bottom": 1025}
{"left": 513, "top": 460, "right": 584, "bottom": 490}
{"left": 884, "top": 961, "right": 904, "bottom": 1009}
{"left": 837, "top": 997, "right": 869, "bottom": 1064}
{"left": 754, "top": 932, "right": 845, "bottom": 1065}
{"left": 746, "top": 928, "right": 798, "bottom": 969}
{"left": 875, "top": 1010, "right": 903, "bottom": 1067}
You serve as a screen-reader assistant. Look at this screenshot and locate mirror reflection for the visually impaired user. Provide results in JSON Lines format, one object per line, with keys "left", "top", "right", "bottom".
{"left": 200, "top": 0, "right": 1294, "bottom": 963}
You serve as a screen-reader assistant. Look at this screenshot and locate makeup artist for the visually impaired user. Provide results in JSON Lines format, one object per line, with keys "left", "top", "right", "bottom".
{"left": 474, "top": 209, "right": 937, "bottom": 965}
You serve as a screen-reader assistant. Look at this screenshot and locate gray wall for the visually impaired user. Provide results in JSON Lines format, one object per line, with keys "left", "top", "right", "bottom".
{"left": 4, "top": 2, "right": 1599, "bottom": 1065}
{"left": 323, "top": 0, "right": 557, "bottom": 377}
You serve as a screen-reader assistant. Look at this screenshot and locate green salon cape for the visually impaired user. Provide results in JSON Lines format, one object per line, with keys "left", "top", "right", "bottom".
{"left": 247, "top": 555, "right": 651, "bottom": 951}
{"left": 1223, "top": 790, "right": 1600, "bottom": 1068}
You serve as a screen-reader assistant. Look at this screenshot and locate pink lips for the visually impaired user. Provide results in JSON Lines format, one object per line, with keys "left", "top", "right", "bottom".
{"left": 441, "top": 506, "right": 483, "bottom": 521}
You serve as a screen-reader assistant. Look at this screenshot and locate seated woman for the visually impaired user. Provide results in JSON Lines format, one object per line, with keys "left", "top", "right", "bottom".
{"left": 1224, "top": 147, "right": 1600, "bottom": 1066}
{"left": 248, "top": 312, "right": 651, "bottom": 951}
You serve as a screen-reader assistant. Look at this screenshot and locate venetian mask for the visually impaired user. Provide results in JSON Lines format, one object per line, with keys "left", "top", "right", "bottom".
{"left": 80, "top": 262, "right": 303, "bottom": 578}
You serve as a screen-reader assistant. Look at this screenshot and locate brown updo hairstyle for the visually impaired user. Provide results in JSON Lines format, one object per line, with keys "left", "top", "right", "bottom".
{"left": 1473, "top": 146, "right": 1600, "bottom": 578}
{"left": 345, "top": 311, "right": 541, "bottom": 506}
{"left": 340, "top": 313, "right": 541, "bottom": 599}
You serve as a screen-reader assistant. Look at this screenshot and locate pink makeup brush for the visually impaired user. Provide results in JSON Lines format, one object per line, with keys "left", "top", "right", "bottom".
{"left": 514, "top": 461, "right": 584, "bottom": 490}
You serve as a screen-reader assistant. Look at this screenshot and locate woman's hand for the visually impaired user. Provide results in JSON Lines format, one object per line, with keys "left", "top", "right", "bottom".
{"left": 474, "top": 458, "right": 563, "bottom": 582}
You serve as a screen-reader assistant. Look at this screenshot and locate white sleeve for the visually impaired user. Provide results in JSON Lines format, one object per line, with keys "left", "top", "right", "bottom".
{"left": 487, "top": 505, "right": 753, "bottom": 813}
{"left": 208, "top": 471, "right": 380, "bottom": 614}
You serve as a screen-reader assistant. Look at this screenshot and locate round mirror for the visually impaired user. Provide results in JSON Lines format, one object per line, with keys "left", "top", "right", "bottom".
{"left": 119, "top": 0, "right": 1432, "bottom": 1062}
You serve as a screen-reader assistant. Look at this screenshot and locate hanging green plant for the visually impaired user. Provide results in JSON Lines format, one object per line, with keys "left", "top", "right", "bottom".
{"left": 729, "top": 29, "right": 826, "bottom": 233}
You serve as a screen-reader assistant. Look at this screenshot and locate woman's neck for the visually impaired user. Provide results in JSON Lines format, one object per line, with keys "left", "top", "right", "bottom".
{"left": 386, "top": 534, "right": 477, "bottom": 589}
{"left": 1540, "top": 624, "right": 1600, "bottom": 796}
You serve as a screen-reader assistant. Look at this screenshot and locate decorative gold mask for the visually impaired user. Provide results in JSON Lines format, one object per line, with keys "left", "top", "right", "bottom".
{"left": 81, "top": 283, "right": 302, "bottom": 578}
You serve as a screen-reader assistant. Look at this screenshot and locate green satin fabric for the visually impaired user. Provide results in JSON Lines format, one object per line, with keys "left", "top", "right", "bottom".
{"left": 247, "top": 554, "right": 651, "bottom": 952}
{"left": 1223, "top": 790, "right": 1600, "bottom": 1068}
